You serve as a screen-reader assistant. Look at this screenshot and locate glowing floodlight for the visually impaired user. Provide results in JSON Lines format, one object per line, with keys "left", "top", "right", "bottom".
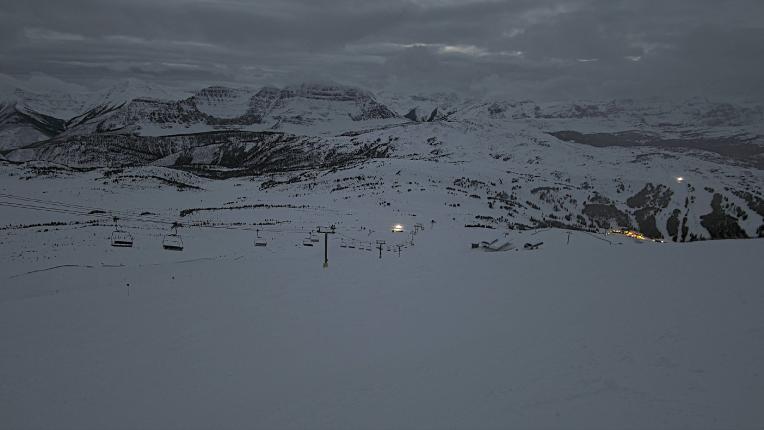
{"left": 392, "top": 224, "right": 405, "bottom": 233}
{"left": 676, "top": 176, "right": 685, "bottom": 183}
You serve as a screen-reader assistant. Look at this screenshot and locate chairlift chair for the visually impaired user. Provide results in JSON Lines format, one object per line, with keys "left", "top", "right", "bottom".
{"left": 110, "top": 216, "right": 134, "bottom": 248}
{"left": 254, "top": 229, "right": 267, "bottom": 247}
{"left": 110, "top": 230, "right": 134, "bottom": 248}
{"left": 162, "top": 224, "right": 184, "bottom": 251}
{"left": 303, "top": 237, "right": 314, "bottom": 247}
{"left": 162, "top": 233, "right": 184, "bottom": 251}
{"left": 310, "top": 232, "right": 320, "bottom": 243}
{"left": 340, "top": 240, "right": 347, "bottom": 248}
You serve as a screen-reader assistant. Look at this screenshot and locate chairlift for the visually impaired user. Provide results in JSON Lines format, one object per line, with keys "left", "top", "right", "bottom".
{"left": 303, "top": 237, "right": 314, "bottom": 247}
{"left": 348, "top": 242, "right": 356, "bottom": 249}
{"left": 163, "top": 233, "right": 184, "bottom": 251}
{"left": 254, "top": 229, "right": 267, "bottom": 247}
{"left": 162, "top": 224, "right": 184, "bottom": 251}
{"left": 111, "top": 230, "right": 134, "bottom": 248}
{"left": 310, "top": 232, "right": 320, "bottom": 243}
{"left": 340, "top": 240, "right": 347, "bottom": 248}
{"left": 110, "top": 216, "right": 134, "bottom": 248}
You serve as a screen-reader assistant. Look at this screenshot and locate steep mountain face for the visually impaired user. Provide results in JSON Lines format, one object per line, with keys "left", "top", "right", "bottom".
{"left": 6, "top": 130, "right": 390, "bottom": 179}
{"left": 3, "top": 88, "right": 91, "bottom": 120}
{"left": 403, "top": 107, "right": 442, "bottom": 122}
{"left": 192, "top": 86, "right": 254, "bottom": 119}
{"left": 0, "top": 102, "right": 66, "bottom": 151}
{"left": 379, "top": 92, "right": 465, "bottom": 122}
{"left": 0, "top": 79, "right": 200, "bottom": 143}
{"left": 96, "top": 98, "right": 210, "bottom": 133}
{"left": 60, "top": 97, "right": 215, "bottom": 138}
{"left": 236, "top": 83, "right": 398, "bottom": 126}
{"left": 225, "top": 86, "right": 282, "bottom": 125}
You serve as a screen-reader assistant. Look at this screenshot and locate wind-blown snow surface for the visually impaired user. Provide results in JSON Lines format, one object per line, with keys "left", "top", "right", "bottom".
{"left": 1, "top": 164, "right": 763, "bottom": 429}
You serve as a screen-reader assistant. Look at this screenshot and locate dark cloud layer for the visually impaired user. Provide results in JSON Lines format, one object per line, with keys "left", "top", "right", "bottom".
{"left": 1, "top": 0, "right": 763, "bottom": 99}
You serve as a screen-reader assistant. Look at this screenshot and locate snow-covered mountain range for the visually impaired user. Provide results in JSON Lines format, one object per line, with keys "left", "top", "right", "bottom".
{"left": 1, "top": 80, "right": 762, "bottom": 241}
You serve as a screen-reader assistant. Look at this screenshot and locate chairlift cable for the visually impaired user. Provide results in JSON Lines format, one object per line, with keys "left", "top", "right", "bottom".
{"left": 0, "top": 193, "right": 180, "bottom": 224}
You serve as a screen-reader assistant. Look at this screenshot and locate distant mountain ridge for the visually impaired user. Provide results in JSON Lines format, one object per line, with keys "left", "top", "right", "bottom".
{"left": 0, "top": 82, "right": 402, "bottom": 146}
{"left": 2, "top": 79, "right": 763, "bottom": 148}
{"left": 1, "top": 79, "right": 762, "bottom": 241}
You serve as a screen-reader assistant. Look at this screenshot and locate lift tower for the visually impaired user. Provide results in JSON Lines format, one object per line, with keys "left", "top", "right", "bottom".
{"left": 317, "top": 225, "right": 336, "bottom": 268}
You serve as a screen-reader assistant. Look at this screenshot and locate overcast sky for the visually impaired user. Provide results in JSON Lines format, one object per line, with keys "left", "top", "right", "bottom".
{"left": 1, "top": 0, "right": 763, "bottom": 99}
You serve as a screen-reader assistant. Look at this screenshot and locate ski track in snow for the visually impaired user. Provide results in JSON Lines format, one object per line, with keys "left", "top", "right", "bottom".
{"left": 8, "top": 263, "right": 96, "bottom": 279}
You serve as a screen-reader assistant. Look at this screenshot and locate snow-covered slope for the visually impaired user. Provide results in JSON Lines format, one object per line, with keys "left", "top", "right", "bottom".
{"left": 2, "top": 78, "right": 762, "bottom": 430}
{"left": 0, "top": 161, "right": 762, "bottom": 429}
{"left": 89, "top": 78, "right": 192, "bottom": 108}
